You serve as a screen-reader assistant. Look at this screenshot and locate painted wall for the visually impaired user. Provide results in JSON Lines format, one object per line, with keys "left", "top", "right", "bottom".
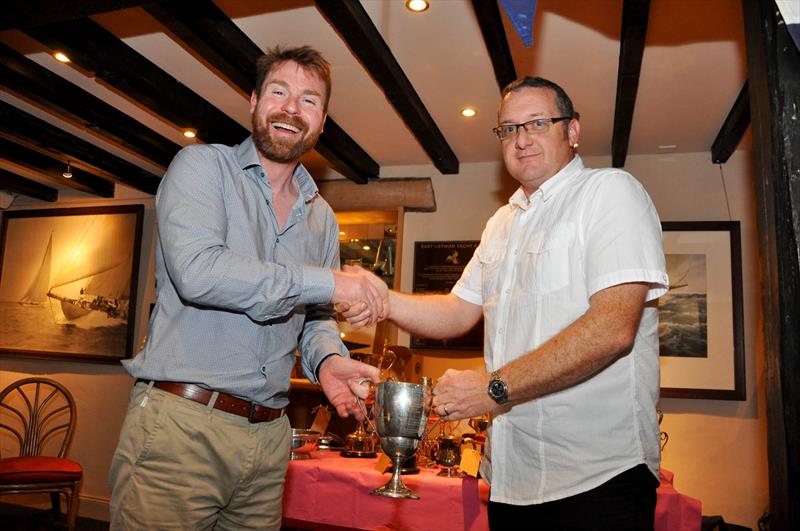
{"left": 0, "top": 149, "right": 768, "bottom": 526}
{"left": 389, "top": 149, "right": 768, "bottom": 528}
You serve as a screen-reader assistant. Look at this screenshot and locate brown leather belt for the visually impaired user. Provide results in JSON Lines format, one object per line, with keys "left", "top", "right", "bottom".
{"left": 139, "top": 380, "right": 284, "bottom": 423}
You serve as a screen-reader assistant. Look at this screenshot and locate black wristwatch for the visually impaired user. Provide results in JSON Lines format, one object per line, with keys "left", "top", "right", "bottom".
{"left": 487, "top": 370, "right": 509, "bottom": 405}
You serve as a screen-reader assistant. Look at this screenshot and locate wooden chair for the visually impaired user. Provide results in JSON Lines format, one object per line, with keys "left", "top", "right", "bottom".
{"left": 0, "top": 377, "right": 82, "bottom": 530}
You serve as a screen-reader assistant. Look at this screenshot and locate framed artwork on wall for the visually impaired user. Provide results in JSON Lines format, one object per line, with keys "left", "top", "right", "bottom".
{"left": 0, "top": 205, "right": 144, "bottom": 363}
{"left": 658, "top": 221, "right": 745, "bottom": 400}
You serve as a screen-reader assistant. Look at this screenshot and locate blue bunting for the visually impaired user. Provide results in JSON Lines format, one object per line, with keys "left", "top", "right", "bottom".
{"left": 499, "top": 0, "right": 538, "bottom": 47}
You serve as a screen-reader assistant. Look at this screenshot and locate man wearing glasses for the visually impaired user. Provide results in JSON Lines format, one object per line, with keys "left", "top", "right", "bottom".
{"left": 345, "top": 76, "right": 668, "bottom": 530}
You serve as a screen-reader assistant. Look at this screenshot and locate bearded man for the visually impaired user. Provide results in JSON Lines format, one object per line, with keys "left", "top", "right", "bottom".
{"left": 108, "top": 46, "right": 381, "bottom": 531}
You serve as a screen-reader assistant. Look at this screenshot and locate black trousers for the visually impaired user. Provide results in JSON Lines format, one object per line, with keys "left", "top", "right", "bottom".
{"left": 488, "top": 464, "right": 659, "bottom": 531}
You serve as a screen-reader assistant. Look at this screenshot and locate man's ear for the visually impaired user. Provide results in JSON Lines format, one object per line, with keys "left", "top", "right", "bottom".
{"left": 249, "top": 91, "right": 258, "bottom": 114}
{"left": 568, "top": 118, "right": 580, "bottom": 147}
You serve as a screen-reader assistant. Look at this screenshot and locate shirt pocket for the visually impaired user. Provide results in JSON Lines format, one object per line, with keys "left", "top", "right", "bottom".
{"left": 480, "top": 241, "right": 507, "bottom": 303}
{"left": 520, "top": 223, "right": 575, "bottom": 295}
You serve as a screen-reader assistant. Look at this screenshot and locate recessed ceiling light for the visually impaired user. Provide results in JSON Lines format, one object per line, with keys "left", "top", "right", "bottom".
{"left": 658, "top": 144, "right": 677, "bottom": 151}
{"left": 461, "top": 107, "right": 477, "bottom": 118}
{"left": 53, "top": 51, "right": 70, "bottom": 63}
{"left": 362, "top": 245, "right": 371, "bottom": 251}
{"left": 405, "top": 0, "right": 429, "bottom": 13}
{"left": 183, "top": 129, "right": 197, "bottom": 138}
{"left": 339, "top": 231, "right": 346, "bottom": 236}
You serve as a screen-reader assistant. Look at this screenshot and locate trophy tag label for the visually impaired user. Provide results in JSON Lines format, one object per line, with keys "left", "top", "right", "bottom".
{"left": 460, "top": 448, "right": 482, "bottom": 477}
{"left": 374, "top": 453, "right": 392, "bottom": 473}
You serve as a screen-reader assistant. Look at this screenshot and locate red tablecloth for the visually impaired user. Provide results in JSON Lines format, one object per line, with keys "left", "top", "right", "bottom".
{"left": 282, "top": 451, "right": 701, "bottom": 531}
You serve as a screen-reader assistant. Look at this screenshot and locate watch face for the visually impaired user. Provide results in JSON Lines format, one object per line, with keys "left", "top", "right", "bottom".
{"left": 489, "top": 379, "right": 507, "bottom": 402}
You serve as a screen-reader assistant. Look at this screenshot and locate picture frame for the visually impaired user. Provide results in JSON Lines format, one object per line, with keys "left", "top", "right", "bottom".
{"left": 0, "top": 205, "right": 144, "bottom": 363}
{"left": 659, "top": 221, "right": 745, "bottom": 400}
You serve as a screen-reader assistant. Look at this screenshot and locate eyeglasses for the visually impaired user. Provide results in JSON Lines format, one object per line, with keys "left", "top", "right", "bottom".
{"left": 492, "top": 116, "right": 572, "bottom": 141}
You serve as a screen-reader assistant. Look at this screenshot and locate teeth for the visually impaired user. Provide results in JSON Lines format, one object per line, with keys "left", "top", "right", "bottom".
{"left": 272, "top": 121, "right": 300, "bottom": 133}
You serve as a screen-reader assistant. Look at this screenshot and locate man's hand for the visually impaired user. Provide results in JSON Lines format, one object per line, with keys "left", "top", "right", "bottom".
{"left": 332, "top": 265, "right": 387, "bottom": 327}
{"left": 431, "top": 369, "right": 502, "bottom": 421}
{"left": 337, "top": 265, "right": 390, "bottom": 328}
{"left": 318, "top": 355, "right": 381, "bottom": 420}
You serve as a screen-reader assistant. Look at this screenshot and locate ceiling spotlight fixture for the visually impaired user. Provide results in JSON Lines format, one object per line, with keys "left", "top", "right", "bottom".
{"left": 62, "top": 161, "right": 73, "bottom": 179}
{"left": 53, "top": 51, "right": 71, "bottom": 63}
{"left": 461, "top": 107, "right": 477, "bottom": 118}
{"left": 183, "top": 129, "right": 197, "bottom": 138}
{"left": 405, "top": 0, "right": 429, "bottom": 13}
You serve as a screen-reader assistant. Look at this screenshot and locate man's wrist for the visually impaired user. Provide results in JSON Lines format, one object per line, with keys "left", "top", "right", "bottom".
{"left": 315, "top": 352, "right": 341, "bottom": 381}
{"left": 487, "top": 369, "right": 509, "bottom": 405}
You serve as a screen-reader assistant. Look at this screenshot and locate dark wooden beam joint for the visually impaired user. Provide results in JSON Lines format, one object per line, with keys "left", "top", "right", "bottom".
{"left": 143, "top": 0, "right": 378, "bottom": 183}
{"left": 0, "top": 101, "right": 160, "bottom": 195}
{"left": 0, "top": 169, "right": 59, "bottom": 202}
{"left": 711, "top": 82, "right": 750, "bottom": 164}
{"left": 316, "top": 0, "right": 459, "bottom": 174}
{"left": 470, "top": 0, "right": 517, "bottom": 90}
{"left": 25, "top": 17, "right": 249, "bottom": 146}
{"left": 611, "top": 0, "right": 651, "bottom": 168}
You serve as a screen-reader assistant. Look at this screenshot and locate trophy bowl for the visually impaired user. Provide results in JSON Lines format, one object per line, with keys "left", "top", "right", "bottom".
{"left": 370, "top": 380, "right": 432, "bottom": 499}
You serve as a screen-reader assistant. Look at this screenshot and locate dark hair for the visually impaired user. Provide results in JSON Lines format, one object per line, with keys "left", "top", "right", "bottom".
{"left": 501, "top": 76, "right": 576, "bottom": 120}
{"left": 254, "top": 45, "right": 332, "bottom": 111}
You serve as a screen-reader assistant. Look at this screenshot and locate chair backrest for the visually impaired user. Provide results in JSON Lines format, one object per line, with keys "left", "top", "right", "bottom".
{"left": 0, "top": 377, "right": 77, "bottom": 458}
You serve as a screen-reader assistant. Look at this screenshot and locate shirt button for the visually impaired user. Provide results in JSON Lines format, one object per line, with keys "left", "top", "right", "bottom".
{"left": 498, "top": 328, "right": 504, "bottom": 335}
{"left": 260, "top": 365, "right": 267, "bottom": 375}
{"left": 505, "top": 289, "right": 511, "bottom": 294}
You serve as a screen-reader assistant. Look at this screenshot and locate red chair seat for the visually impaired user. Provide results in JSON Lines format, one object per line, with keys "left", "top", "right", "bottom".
{"left": 0, "top": 456, "right": 83, "bottom": 483}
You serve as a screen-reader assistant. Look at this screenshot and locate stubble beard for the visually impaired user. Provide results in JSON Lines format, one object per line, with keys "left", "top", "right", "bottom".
{"left": 252, "top": 112, "right": 321, "bottom": 164}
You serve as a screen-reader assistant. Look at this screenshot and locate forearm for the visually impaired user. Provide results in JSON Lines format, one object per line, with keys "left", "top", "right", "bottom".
{"left": 500, "top": 283, "right": 648, "bottom": 403}
{"left": 388, "top": 291, "right": 482, "bottom": 339}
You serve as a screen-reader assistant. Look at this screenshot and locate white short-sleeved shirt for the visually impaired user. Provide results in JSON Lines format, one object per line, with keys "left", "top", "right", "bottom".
{"left": 452, "top": 156, "right": 668, "bottom": 505}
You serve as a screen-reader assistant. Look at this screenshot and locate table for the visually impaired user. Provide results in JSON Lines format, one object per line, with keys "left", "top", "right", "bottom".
{"left": 282, "top": 451, "right": 701, "bottom": 531}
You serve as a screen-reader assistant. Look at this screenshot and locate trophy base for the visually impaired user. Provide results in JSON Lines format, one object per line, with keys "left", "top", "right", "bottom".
{"left": 340, "top": 450, "right": 377, "bottom": 458}
{"left": 370, "top": 484, "right": 420, "bottom": 500}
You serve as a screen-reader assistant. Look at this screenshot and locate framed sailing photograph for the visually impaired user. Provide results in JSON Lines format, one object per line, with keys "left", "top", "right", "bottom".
{"left": 0, "top": 205, "right": 144, "bottom": 363}
{"left": 658, "top": 221, "right": 745, "bottom": 400}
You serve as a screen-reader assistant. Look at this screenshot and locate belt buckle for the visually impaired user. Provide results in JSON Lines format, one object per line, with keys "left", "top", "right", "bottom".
{"left": 248, "top": 402, "right": 259, "bottom": 423}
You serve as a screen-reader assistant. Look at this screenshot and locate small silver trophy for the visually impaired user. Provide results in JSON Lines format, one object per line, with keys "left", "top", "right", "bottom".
{"left": 370, "top": 379, "right": 432, "bottom": 499}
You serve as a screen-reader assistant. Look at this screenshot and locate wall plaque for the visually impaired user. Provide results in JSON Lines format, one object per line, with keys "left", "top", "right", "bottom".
{"left": 411, "top": 241, "right": 482, "bottom": 349}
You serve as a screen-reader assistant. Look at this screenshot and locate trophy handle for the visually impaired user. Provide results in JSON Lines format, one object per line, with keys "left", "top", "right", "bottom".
{"left": 355, "top": 378, "right": 377, "bottom": 433}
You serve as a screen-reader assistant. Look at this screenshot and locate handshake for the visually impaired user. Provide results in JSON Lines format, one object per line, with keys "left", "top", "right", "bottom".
{"left": 332, "top": 264, "right": 390, "bottom": 328}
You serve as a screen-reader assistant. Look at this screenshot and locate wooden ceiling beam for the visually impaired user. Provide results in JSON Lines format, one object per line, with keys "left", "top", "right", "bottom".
{"left": 612, "top": 0, "right": 651, "bottom": 168}
{"left": 471, "top": 0, "right": 517, "bottom": 91}
{"left": 26, "top": 17, "right": 249, "bottom": 147}
{"left": 318, "top": 177, "right": 436, "bottom": 212}
{"left": 0, "top": 136, "right": 114, "bottom": 197}
{"left": 315, "top": 0, "right": 459, "bottom": 174}
{"left": 0, "top": 169, "right": 59, "bottom": 202}
{"left": 0, "top": 43, "right": 180, "bottom": 168}
{"left": 711, "top": 81, "right": 750, "bottom": 164}
{"left": 143, "top": 0, "right": 377, "bottom": 184}
{"left": 0, "top": 0, "right": 150, "bottom": 30}
{"left": 0, "top": 101, "right": 161, "bottom": 195}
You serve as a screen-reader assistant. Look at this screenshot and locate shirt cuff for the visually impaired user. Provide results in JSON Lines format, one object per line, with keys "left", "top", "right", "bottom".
{"left": 314, "top": 352, "right": 342, "bottom": 383}
{"left": 300, "top": 266, "right": 336, "bottom": 305}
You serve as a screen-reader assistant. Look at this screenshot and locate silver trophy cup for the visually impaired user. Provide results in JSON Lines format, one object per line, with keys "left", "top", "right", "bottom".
{"left": 370, "top": 380, "right": 432, "bottom": 499}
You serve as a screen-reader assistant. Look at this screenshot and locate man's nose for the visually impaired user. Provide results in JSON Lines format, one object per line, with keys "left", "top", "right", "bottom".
{"left": 282, "top": 95, "right": 299, "bottom": 114}
{"left": 514, "top": 127, "right": 534, "bottom": 149}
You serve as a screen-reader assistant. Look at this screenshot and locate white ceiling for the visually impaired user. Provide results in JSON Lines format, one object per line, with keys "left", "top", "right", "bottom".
{"left": 0, "top": 0, "right": 749, "bottom": 194}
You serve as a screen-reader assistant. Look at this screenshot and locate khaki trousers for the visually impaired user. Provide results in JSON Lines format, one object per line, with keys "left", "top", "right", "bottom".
{"left": 109, "top": 381, "right": 291, "bottom": 530}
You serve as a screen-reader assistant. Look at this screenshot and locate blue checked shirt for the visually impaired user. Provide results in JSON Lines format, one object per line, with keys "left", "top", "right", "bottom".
{"left": 124, "top": 137, "right": 347, "bottom": 407}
